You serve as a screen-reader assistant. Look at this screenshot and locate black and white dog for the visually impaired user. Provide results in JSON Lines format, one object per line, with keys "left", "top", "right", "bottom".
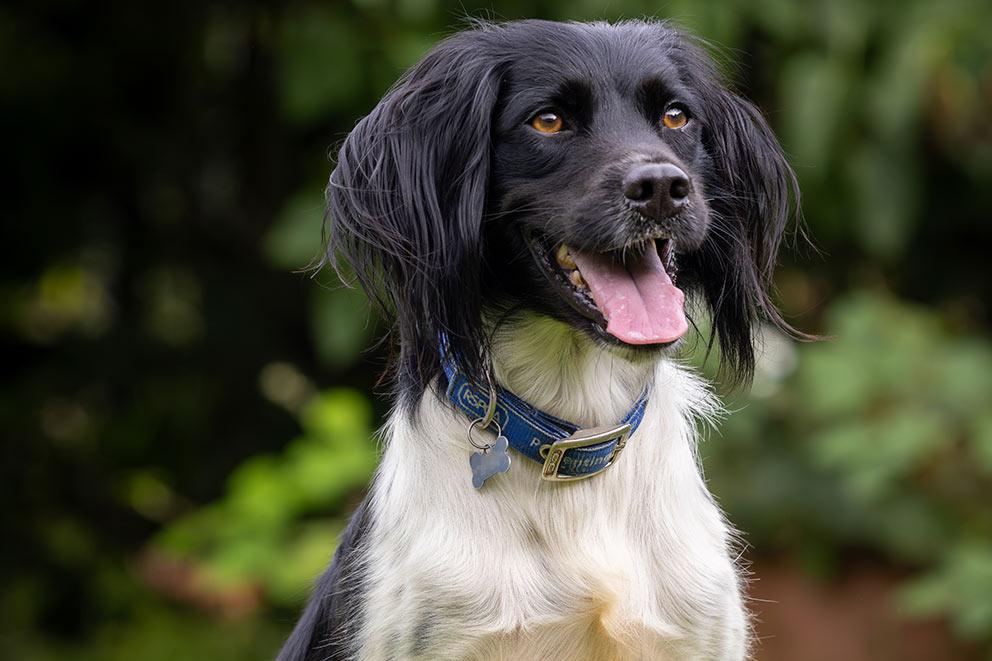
{"left": 279, "top": 19, "right": 800, "bottom": 661}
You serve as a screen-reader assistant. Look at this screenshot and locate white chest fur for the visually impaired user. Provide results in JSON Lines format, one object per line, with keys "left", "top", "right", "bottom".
{"left": 355, "top": 318, "right": 747, "bottom": 660}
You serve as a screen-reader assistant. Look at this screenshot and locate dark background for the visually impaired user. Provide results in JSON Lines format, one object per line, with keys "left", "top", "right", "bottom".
{"left": 2, "top": 1, "right": 991, "bottom": 659}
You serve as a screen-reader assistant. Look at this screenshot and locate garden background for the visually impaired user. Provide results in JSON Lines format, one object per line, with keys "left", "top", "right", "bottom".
{"left": 2, "top": 0, "right": 991, "bottom": 658}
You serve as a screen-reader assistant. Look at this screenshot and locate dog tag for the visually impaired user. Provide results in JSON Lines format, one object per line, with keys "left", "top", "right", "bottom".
{"left": 469, "top": 435, "right": 511, "bottom": 489}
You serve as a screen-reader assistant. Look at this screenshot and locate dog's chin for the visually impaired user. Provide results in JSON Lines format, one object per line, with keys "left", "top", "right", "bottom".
{"left": 521, "top": 230, "right": 687, "bottom": 356}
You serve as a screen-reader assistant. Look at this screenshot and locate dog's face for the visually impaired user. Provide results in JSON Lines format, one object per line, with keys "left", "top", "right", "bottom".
{"left": 486, "top": 24, "right": 717, "bottom": 350}
{"left": 327, "top": 21, "right": 799, "bottom": 403}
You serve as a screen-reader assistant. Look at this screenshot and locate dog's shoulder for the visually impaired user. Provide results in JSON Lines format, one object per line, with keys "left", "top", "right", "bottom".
{"left": 276, "top": 495, "right": 372, "bottom": 661}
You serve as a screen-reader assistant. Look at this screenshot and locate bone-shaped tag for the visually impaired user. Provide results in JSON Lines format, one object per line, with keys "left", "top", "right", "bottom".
{"left": 469, "top": 435, "right": 511, "bottom": 489}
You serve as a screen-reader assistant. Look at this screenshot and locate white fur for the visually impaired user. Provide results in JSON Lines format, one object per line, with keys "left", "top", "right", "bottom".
{"left": 354, "top": 314, "right": 747, "bottom": 660}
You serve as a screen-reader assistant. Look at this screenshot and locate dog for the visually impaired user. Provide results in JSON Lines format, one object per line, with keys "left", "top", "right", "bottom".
{"left": 278, "top": 19, "right": 800, "bottom": 661}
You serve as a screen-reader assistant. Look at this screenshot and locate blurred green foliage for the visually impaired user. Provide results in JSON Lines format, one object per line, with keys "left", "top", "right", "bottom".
{"left": 1, "top": 0, "right": 990, "bottom": 659}
{"left": 157, "top": 389, "right": 378, "bottom": 606}
{"left": 699, "top": 293, "right": 992, "bottom": 641}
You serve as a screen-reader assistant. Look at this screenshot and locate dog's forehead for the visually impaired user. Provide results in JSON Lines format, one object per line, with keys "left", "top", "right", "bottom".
{"left": 490, "top": 22, "right": 684, "bottom": 107}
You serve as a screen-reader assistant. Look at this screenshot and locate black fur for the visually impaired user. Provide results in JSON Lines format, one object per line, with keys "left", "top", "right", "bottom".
{"left": 284, "top": 19, "right": 802, "bottom": 658}
{"left": 327, "top": 27, "right": 501, "bottom": 407}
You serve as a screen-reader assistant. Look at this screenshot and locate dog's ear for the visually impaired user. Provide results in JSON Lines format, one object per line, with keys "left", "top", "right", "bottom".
{"left": 326, "top": 31, "right": 501, "bottom": 406}
{"left": 678, "top": 41, "right": 804, "bottom": 386}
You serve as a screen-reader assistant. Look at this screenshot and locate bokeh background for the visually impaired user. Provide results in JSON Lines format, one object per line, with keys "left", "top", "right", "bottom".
{"left": 3, "top": 0, "right": 991, "bottom": 659}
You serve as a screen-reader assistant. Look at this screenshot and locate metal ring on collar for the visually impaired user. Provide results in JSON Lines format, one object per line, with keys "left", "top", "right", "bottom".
{"left": 467, "top": 416, "right": 502, "bottom": 451}
{"left": 477, "top": 377, "right": 498, "bottom": 430}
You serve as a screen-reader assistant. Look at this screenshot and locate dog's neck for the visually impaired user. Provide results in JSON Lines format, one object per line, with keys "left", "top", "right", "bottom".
{"left": 488, "top": 313, "right": 657, "bottom": 428}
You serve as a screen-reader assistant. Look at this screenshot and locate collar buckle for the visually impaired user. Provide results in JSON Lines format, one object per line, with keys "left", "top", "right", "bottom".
{"left": 539, "top": 423, "right": 632, "bottom": 482}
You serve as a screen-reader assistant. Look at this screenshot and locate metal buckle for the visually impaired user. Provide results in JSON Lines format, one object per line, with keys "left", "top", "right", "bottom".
{"left": 539, "top": 423, "right": 631, "bottom": 482}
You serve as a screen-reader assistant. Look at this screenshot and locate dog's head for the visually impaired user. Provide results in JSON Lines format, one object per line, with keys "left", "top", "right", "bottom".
{"left": 327, "top": 20, "right": 800, "bottom": 404}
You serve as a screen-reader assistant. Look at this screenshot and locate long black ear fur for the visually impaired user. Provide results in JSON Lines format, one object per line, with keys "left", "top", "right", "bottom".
{"left": 326, "top": 31, "right": 503, "bottom": 409}
{"left": 674, "top": 36, "right": 807, "bottom": 386}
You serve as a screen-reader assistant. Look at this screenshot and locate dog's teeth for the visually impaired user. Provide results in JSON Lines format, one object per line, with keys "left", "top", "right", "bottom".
{"left": 556, "top": 244, "right": 577, "bottom": 269}
{"left": 569, "top": 270, "right": 587, "bottom": 289}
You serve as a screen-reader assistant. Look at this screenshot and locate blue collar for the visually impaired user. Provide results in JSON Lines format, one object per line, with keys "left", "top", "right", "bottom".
{"left": 441, "top": 351, "right": 649, "bottom": 482}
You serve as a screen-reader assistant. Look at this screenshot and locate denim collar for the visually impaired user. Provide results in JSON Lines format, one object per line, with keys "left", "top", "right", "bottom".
{"left": 441, "top": 343, "right": 648, "bottom": 482}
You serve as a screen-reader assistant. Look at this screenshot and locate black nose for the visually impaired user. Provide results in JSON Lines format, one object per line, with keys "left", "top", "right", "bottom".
{"left": 622, "top": 163, "right": 690, "bottom": 220}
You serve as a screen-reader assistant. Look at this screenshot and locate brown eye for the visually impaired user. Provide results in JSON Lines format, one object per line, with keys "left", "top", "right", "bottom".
{"left": 530, "top": 112, "right": 564, "bottom": 134}
{"left": 662, "top": 106, "right": 688, "bottom": 129}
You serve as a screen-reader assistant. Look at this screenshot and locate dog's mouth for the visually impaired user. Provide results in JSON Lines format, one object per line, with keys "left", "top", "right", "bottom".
{"left": 525, "top": 233, "right": 688, "bottom": 346}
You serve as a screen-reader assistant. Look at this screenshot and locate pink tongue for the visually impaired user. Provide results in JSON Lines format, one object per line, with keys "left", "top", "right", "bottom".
{"left": 570, "top": 242, "right": 688, "bottom": 345}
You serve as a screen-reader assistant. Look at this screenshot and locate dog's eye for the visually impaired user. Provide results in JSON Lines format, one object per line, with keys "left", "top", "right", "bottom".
{"left": 662, "top": 106, "right": 689, "bottom": 130}
{"left": 530, "top": 111, "right": 564, "bottom": 134}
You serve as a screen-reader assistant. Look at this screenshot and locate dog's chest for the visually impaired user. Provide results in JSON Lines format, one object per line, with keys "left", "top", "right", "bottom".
{"left": 363, "top": 504, "right": 691, "bottom": 659}
{"left": 359, "top": 437, "right": 744, "bottom": 657}
{"left": 354, "top": 361, "right": 746, "bottom": 660}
